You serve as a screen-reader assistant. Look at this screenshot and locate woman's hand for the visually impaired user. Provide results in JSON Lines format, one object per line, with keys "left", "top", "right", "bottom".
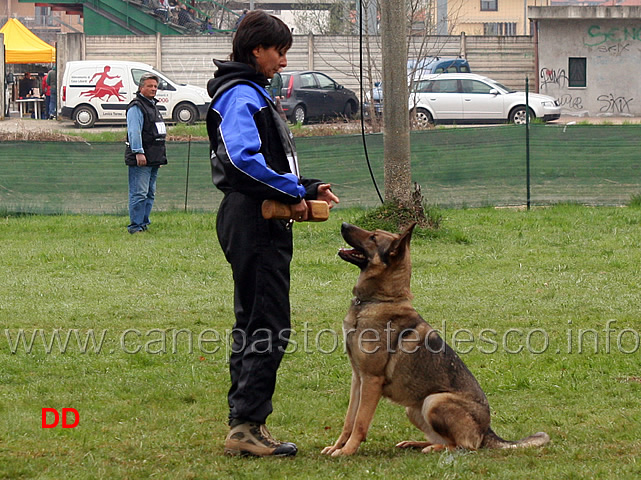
{"left": 291, "top": 199, "right": 308, "bottom": 222}
{"left": 317, "top": 184, "right": 339, "bottom": 209}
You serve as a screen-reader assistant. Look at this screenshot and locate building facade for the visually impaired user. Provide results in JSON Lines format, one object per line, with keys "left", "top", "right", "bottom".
{"left": 530, "top": 5, "right": 641, "bottom": 116}
{"left": 2, "top": 0, "right": 83, "bottom": 45}
{"left": 439, "top": 0, "right": 552, "bottom": 36}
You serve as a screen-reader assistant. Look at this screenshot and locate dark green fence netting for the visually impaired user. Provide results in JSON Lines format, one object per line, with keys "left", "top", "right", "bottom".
{"left": 1, "top": 123, "right": 640, "bottom": 214}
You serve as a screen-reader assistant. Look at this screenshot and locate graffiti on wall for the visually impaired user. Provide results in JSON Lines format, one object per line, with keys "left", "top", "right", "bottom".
{"left": 597, "top": 93, "right": 634, "bottom": 114}
{"left": 558, "top": 94, "right": 584, "bottom": 111}
{"left": 597, "top": 43, "right": 631, "bottom": 56}
{"left": 584, "top": 25, "right": 641, "bottom": 56}
{"left": 555, "top": 92, "right": 634, "bottom": 114}
{"left": 540, "top": 68, "right": 568, "bottom": 89}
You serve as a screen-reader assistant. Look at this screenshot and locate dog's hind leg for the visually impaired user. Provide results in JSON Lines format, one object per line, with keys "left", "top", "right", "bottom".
{"left": 419, "top": 393, "right": 488, "bottom": 451}
{"left": 396, "top": 404, "right": 451, "bottom": 451}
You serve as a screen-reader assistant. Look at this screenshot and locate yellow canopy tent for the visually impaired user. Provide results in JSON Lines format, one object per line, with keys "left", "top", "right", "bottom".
{"left": 0, "top": 18, "right": 56, "bottom": 64}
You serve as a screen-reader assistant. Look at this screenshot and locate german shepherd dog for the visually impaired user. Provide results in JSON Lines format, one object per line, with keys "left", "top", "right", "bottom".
{"left": 321, "top": 222, "right": 550, "bottom": 456}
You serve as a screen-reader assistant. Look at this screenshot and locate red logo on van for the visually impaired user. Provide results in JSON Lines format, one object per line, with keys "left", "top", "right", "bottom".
{"left": 80, "top": 65, "right": 125, "bottom": 101}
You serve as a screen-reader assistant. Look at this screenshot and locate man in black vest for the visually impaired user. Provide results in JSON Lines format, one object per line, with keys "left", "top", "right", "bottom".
{"left": 124, "top": 73, "right": 167, "bottom": 234}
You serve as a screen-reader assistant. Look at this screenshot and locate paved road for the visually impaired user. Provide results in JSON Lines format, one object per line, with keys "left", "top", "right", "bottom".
{"left": 0, "top": 116, "right": 124, "bottom": 133}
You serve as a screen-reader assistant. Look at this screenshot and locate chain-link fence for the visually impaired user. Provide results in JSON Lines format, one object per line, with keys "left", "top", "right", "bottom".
{"left": 1, "top": 123, "right": 640, "bottom": 215}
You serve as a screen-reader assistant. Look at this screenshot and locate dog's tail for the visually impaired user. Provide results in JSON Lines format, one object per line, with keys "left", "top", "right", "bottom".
{"left": 482, "top": 428, "right": 550, "bottom": 449}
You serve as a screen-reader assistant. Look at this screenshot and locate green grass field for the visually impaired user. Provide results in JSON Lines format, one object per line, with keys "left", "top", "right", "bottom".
{"left": 1, "top": 205, "right": 641, "bottom": 479}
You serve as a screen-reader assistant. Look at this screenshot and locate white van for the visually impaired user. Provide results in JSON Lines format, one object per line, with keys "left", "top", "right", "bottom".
{"left": 61, "top": 60, "right": 211, "bottom": 128}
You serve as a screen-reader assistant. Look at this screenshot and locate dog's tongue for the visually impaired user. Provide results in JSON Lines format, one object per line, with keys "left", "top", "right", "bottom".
{"left": 339, "top": 247, "right": 365, "bottom": 259}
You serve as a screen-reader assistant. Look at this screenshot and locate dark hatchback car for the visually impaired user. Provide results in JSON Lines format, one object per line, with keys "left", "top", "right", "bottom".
{"left": 270, "top": 71, "right": 359, "bottom": 124}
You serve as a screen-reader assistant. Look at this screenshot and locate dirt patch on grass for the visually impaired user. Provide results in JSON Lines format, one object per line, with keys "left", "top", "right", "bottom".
{"left": 0, "top": 128, "right": 202, "bottom": 143}
{"left": 619, "top": 377, "right": 641, "bottom": 384}
{"left": 0, "top": 130, "right": 86, "bottom": 142}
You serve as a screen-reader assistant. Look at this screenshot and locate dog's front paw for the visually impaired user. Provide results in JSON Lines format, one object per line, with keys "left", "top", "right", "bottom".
{"left": 331, "top": 443, "right": 359, "bottom": 456}
{"left": 321, "top": 445, "right": 338, "bottom": 455}
{"left": 329, "top": 448, "right": 350, "bottom": 457}
{"left": 321, "top": 444, "right": 358, "bottom": 456}
{"left": 321, "top": 437, "right": 349, "bottom": 456}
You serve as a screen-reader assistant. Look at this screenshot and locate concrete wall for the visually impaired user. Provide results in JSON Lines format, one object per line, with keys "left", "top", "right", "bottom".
{"left": 55, "top": 32, "right": 84, "bottom": 117}
{"left": 531, "top": 6, "right": 641, "bottom": 117}
{"left": 56, "top": 32, "right": 537, "bottom": 96}
{"left": 465, "top": 35, "right": 535, "bottom": 89}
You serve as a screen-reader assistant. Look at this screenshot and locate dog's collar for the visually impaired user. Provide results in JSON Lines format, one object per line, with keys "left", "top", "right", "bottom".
{"left": 352, "top": 297, "right": 374, "bottom": 306}
{"left": 352, "top": 296, "right": 412, "bottom": 306}
{"left": 352, "top": 296, "right": 394, "bottom": 306}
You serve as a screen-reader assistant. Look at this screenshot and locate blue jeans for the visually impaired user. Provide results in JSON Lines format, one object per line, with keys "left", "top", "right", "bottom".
{"left": 128, "top": 165, "right": 159, "bottom": 233}
{"left": 43, "top": 95, "right": 50, "bottom": 119}
{"left": 49, "top": 92, "right": 57, "bottom": 118}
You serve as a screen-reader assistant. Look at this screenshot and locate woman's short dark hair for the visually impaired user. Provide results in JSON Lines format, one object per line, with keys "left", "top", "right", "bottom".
{"left": 232, "top": 10, "right": 292, "bottom": 68}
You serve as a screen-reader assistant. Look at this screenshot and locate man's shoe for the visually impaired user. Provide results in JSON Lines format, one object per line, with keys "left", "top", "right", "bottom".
{"left": 224, "top": 421, "right": 297, "bottom": 457}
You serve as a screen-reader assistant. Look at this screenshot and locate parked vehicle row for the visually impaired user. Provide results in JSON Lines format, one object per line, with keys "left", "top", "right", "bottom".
{"left": 58, "top": 60, "right": 559, "bottom": 129}
{"left": 61, "top": 62, "right": 360, "bottom": 128}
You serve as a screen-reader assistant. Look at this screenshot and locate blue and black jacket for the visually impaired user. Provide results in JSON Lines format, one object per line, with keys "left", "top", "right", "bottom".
{"left": 206, "top": 60, "right": 321, "bottom": 204}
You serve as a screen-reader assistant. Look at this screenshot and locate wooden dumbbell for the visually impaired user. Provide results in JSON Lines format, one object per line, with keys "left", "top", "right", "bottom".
{"left": 261, "top": 199, "right": 329, "bottom": 222}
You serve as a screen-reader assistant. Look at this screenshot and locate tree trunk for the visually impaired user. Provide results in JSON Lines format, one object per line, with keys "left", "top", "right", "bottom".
{"left": 380, "top": 0, "right": 411, "bottom": 204}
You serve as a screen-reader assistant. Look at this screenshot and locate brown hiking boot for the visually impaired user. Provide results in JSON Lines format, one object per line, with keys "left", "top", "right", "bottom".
{"left": 224, "top": 421, "right": 298, "bottom": 457}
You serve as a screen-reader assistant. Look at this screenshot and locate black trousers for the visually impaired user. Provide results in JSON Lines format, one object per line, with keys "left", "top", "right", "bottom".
{"left": 216, "top": 192, "right": 293, "bottom": 424}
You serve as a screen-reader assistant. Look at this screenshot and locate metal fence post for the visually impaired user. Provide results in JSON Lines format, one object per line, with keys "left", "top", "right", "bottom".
{"left": 526, "top": 77, "right": 531, "bottom": 210}
{"left": 184, "top": 135, "right": 191, "bottom": 212}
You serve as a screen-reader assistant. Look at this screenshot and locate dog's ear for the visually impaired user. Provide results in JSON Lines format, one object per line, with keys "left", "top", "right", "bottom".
{"left": 389, "top": 222, "right": 416, "bottom": 258}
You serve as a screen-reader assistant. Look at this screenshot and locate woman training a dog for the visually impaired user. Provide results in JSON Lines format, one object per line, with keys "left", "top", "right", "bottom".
{"left": 206, "top": 10, "right": 339, "bottom": 457}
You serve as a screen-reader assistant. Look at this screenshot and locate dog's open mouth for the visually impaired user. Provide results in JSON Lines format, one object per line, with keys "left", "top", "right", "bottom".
{"left": 338, "top": 247, "right": 367, "bottom": 267}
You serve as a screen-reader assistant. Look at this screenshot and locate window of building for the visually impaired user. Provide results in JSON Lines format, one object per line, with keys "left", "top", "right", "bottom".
{"left": 483, "top": 22, "right": 516, "bottom": 36}
{"left": 481, "top": 0, "right": 498, "bottom": 12}
{"left": 568, "top": 57, "right": 587, "bottom": 88}
{"left": 35, "top": 6, "right": 53, "bottom": 26}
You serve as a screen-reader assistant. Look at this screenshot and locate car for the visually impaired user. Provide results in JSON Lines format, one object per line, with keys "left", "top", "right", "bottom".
{"left": 364, "top": 57, "right": 471, "bottom": 118}
{"left": 409, "top": 73, "right": 561, "bottom": 127}
{"left": 270, "top": 71, "right": 359, "bottom": 124}
{"left": 407, "top": 56, "right": 471, "bottom": 77}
